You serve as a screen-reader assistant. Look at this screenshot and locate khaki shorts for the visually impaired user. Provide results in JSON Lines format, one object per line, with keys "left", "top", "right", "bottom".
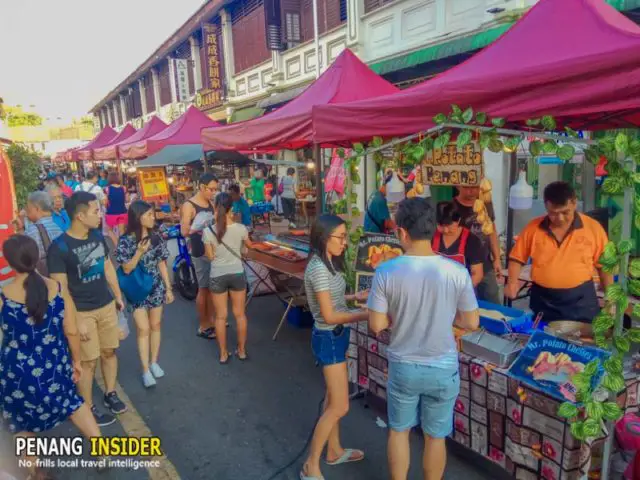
{"left": 77, "top": 301, "right": 119, "bottom": 362}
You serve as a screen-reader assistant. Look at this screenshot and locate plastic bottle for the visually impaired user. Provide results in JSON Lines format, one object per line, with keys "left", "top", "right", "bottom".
{"left": 509, "top": 170, "right": 534, "bottom": 210}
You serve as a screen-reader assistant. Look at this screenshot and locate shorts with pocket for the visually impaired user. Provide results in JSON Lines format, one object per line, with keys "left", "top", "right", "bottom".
{"left": 387, "top": 361, "right": 460, "bottom": 438}
{"left": 76, "top": 301, "right": 119, "bottom": 362}
{"left": 311, "top": 326, "right": 350, "bottom": 367}
{"left": 193, "top": 256, "right": 211, "bottom": 289}
{"left": 105, "top": 213, "right": 127, "bottom": 229}
{"left": 209, "top": 273, "right": 247, "bottom": 294}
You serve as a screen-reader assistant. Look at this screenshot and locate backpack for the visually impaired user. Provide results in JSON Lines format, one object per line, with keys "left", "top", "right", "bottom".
{"left": 35, "top": 224, "right": 52, "bottom": 276}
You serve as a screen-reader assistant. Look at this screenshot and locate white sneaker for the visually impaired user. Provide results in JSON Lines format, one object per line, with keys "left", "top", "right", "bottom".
{"left": 289, "top": 222, "right": 297, "bottom": 229}
{"left": 142, "top": 371, "right": 157, "bottom": 388}
{"left": 149, "top": 363, "right": 165, "bottom": 378}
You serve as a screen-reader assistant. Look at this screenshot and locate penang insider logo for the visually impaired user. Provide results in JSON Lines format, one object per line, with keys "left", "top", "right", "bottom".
{"left": 15, "top": 436, "right": 163, "bottom": 470}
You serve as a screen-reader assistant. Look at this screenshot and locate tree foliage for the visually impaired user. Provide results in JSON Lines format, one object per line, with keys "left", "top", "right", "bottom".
{"left": 6, "top": 143, "right": 41, "bottom": 208}
{"left": 4, "top": 105, "right": 43, "bottom": 127}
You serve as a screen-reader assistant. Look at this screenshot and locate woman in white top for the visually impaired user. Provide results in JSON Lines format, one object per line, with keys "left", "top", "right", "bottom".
{"left": 280, "top": 167, "right": 298, "bottom": 226}
{"left": 203, "top": 192, "right": 252, "bottom": 364}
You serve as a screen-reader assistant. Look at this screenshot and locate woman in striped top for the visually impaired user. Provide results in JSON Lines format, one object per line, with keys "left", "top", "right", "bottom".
{"left": 301, "top": 215, "right": 368, "bottom": 480}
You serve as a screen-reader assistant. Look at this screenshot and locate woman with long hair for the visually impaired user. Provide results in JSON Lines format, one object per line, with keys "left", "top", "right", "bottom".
{"left": 300, "top": 215, "right": 368, "bottom": 480}
{"left": 0, "top": 235, "right": 102, "bottom": 479}
{"left": 203, "top": 192, "right": 252, "bottom": 364}
{"left": 115, "top": 201, "right": 173, "bottom": 388}
{"left": 104, "top": 171, "right": 128, "bottom": 242}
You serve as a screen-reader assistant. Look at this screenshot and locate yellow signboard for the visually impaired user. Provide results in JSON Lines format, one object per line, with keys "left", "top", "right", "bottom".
{"left": 422, "top": 141, "right": 484, "bottom": 186}
{"left": 138, "top": 168, "right": 169, "bottom": 202}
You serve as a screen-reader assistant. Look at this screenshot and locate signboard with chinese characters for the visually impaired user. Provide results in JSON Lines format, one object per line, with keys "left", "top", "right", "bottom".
{"left": 198, "top": 22, "right": 224, "bottom": 111}
{"left": 175, "top": 59, "right": 190, "bottom": 103}
{"left": 422, "top": 141, "right": 484, "bottom": 186}
{"left": 138, "top": 168, "right": 170, "bottom": 203}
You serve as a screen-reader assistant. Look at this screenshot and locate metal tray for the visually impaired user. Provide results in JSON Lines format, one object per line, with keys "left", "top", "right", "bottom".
{"left": 461, "top": 330, "right": 524, "bottom": 368}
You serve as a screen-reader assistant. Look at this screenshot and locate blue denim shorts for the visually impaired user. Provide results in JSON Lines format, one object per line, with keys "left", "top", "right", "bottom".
{"left": 311, "top": 326, "right": 350, "bottom": 367}
{"left": 387, "top": 361, "right": 460, "bottom": 438}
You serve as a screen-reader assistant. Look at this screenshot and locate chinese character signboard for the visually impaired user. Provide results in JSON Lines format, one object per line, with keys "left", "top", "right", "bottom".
{"left": 197, "top": 23, "right": 224, "bottom": 111}
{"left": 175, "top": 59, "right": 190, "bottom": 103}
{"left": 421, "top": 141, "right": 484, "bottom": 186}
{"left": 138, "top": 168, "right": 170, "bottom": 203}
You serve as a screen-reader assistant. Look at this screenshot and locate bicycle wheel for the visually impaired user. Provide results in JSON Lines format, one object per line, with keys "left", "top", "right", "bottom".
{"left": 175, "top": 259, "right": 198, "bottom": 301}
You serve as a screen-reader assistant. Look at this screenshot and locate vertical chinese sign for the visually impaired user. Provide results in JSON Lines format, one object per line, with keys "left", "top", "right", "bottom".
{"left": 175, "top": 59, "right": 190, "bottom": 103}
{"left": 196, "top": 23, "right": 224, "bottom": 112}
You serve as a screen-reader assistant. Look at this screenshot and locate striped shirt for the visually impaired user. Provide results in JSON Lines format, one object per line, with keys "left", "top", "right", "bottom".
{"left": 25, "top": 215, "right": 63, "bottom": 260}
{"left": 304, "top": 255, "right": 348, "bottom": 331}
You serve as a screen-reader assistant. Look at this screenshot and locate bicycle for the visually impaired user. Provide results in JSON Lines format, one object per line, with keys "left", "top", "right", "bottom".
{"left": 161, "top": 224, "right": 199, "bottom": 301}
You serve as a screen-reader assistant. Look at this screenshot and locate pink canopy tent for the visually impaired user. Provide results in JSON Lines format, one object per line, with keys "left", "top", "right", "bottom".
{"left": 92, "top": 124, "right": 138, "bottom": 161}
{"left": 74, "top": 127, "right": 117, "bottom": 162}
{"left": 117, "top": 116, "right": 168, "bottom": 159}
{"left": 122, "top": 106, "right": 221, "bottom": 160}
{"left": 201, "top": 49, "right": 399, "bottom": 151}
{"left": 312, "top": 0, "right": 640, "bottom": 144}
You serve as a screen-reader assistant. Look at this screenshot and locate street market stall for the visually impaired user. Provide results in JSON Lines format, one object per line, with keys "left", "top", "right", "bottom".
{"left": 302, "top": 1, "right": 640, "bottom": 478}
{"left": 74, "top": 127, "right": 117, "bottom": 162}
{"left": 92, "top": 123, "right": 137, "bottom": 162}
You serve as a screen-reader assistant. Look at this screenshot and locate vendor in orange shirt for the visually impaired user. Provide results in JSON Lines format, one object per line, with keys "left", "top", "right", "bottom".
{"left": 505, "top": 181, "right": 612, "bottom": 323}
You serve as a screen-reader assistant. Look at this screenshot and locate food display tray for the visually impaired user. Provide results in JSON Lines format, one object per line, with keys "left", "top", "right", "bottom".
{"left": 460, "top": 330, "right": 524, "bottom": 368}
{"left": 261, "top": 247, "right": 308, "bottom": 263}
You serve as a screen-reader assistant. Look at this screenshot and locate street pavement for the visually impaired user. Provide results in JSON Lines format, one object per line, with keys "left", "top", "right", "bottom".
{"left": 1, "top": 293, "right": 498, "bottom": 480}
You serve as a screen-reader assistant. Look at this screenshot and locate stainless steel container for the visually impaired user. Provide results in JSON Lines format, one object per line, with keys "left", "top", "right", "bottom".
{"left": 461, "top": 330, "right": 524, "bottom": 368}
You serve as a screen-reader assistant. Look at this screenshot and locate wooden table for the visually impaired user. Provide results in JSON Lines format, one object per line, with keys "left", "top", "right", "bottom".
{"left": 245, "top": 249, "right": 307, "bottom": 340}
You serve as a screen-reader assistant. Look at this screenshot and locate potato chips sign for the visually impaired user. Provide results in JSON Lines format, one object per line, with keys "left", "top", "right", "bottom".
{"left": 354, "top": 234, "right": 404, "bottom": 306}
{"left": 422, "top": 141, "right": 484, "bottom": 186}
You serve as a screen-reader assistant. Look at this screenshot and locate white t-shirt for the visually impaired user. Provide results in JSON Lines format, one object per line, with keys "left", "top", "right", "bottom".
{"left": 281, "top": 176, "right": 297, "bottom": 199}
{"left": 367, "top": 255, "right": 478, "bottom": 368}
{"left": 202, "top": 222, "right": 248, "bottom": 277}
{"left": 75, "top": 181, "right": 105, "bottom": 203}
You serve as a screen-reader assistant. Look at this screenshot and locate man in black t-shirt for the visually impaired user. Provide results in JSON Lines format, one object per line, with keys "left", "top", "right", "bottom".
{"left": 48, "top": 192, "right": 127, "bottom": 428}
{"left": 453, "top": 187, "right": 502, "bottom": 303}
{"left": 433, "top": 201, "right": 486, "bottom": 287}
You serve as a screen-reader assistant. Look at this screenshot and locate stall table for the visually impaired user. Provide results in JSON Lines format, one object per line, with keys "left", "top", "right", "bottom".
{"left": 348, "top": 321, "right": 640, "bottom": 480}
{"left": 245, "top": 249, "right": 306, "bottom": 340}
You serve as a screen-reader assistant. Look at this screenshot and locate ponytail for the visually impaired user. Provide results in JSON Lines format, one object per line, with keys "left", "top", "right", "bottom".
{"left": 24, "top": 271, "right": 48, "bottom": 324}
{"left": 214, "top": 192, "right": 234, "bottom": 242}
{"left": 215, "top": 204, "right": 228, "bottom": 241}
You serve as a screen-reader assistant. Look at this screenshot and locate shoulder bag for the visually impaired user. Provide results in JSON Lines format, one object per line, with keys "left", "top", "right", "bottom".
{"left": 117, "top": 239, "right": 154, "bottom": 304}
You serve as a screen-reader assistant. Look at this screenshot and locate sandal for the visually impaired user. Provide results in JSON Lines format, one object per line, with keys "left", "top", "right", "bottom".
{"left": 326, "top": 449, "right": 365, "bottom": 466}
{"left": 235, "top": 350, "right": 248, "bottom": 361}
{"left": 299, "top": 468, "right": 324, "bottom": 480}
{"left": 219, "top": 353, "right": 231, "bottom": 365}
{"left": 196, "top": 327, "right": 216, "bottom": 340}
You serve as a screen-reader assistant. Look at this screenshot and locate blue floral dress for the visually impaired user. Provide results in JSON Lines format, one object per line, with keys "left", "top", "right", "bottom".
{"left": 0, "top": 291, "right": 83, "bottom": 433}
{"left": 115, "top": 233, "right": 170, "bottom": 310}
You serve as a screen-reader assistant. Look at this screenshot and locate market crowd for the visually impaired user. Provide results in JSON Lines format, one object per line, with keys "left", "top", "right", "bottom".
{"left": 0, "top": 164, "right": 611, "bottom": 480}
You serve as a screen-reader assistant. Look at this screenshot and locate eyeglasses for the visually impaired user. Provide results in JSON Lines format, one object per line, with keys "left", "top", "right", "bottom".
{"left": 330, "top": 235, "right": 348, "bottom": 244}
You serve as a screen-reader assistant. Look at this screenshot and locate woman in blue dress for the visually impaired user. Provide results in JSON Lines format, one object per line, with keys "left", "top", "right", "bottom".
{"left": 0, "top": 235, "right": 101, "bottom": 478}
{"left": 115, "top": 201, "right": 173, "bottom": 388}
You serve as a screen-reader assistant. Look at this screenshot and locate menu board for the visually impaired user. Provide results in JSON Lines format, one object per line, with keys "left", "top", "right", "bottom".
{"left": 508, "top": 331, "right": 610, "bottom": 403}
{"left": 354, "top": 233, "right": 403, "bottom": 306}
{"left": 138, "top": 168, "right": 170, "bottom": 203}
{"left": 422, "top": 141, "right": 484, "bottom": 186}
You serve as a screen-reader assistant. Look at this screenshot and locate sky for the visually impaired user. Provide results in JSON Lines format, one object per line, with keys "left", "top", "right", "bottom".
{"left": 0, "top": 0, "right": 207, "bottom": 122}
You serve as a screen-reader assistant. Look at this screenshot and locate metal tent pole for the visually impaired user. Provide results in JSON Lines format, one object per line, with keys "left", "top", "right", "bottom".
{"left": 505, "top": 151, "right": 518, "bottom": 307}
{"left": 314, "top": 144, "right": 322, "bottom": 214}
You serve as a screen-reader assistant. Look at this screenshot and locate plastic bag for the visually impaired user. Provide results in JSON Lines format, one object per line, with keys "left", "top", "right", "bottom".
{"left": 118, "top": 310, "right": 130, "bottom": 341}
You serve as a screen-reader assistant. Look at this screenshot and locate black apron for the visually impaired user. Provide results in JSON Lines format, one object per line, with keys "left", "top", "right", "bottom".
{"left": 530, "top": 280, "right": 599, "bottom": 323}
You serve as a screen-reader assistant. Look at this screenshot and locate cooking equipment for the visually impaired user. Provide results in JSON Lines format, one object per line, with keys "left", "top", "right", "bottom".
{"left": 545, "top": 321, "right": 594, "bottom": 344}
{"left": 461, "top": 329, "right": 524, "bottom": 368}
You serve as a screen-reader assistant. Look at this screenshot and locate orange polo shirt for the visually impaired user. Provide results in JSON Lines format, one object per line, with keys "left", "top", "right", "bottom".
{"left": 509, "top": 213, "right": 608, "bottom": 289}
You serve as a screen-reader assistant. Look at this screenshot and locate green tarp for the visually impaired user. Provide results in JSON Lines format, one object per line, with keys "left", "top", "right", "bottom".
{"left": 136, "top": 144, "right": 203, "bottom": 167}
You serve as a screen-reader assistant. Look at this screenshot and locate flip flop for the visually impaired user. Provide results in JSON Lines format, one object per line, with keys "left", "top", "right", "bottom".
{"left": 219, "top": 353, "right": 231, "bottom": 365}
{"left": 196, "top": 327, "right": 216, "bottom": 340}
{"left": 326, "top": 449, "right": 365, "bottom": 466}
{"left": 235, "top": 350, "right": 248, "bottom": 361}
{"left": 299, "top": 471, "right": 324, "bottom": 480}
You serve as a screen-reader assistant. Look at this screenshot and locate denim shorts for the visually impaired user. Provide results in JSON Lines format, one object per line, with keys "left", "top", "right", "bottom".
{"left": 387, "top": 361, "right": 460, "bottom": 438}
{"left": 311, "top": 326, "right": 350, "bottom": 367}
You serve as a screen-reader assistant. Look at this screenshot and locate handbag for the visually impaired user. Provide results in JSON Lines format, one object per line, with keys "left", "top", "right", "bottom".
{"left": 278, "top": 178, "right": 284, "bottom": 195}
{"left": 117, "top": 254, "right": 153, "bottom": 304}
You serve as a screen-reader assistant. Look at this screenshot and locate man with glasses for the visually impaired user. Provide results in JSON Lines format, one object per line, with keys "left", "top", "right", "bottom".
{"left": 181, "top": 173, "right": 219, "bottom": 339}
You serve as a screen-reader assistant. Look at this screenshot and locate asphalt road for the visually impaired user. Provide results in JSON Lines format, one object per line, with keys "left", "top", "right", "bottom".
{"left": 1, "top": 293, "right": 497, "bottom": 480}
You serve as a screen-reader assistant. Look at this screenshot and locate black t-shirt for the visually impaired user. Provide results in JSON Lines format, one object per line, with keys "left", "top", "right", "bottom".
{"left": 453, "top": 197, "right": 495, "bottom": 269}
{"left": 47, "top": 230, "right": 113, "bottom": 312}
{"left": 437, "top": 231, "right": 487, "bottom": 273}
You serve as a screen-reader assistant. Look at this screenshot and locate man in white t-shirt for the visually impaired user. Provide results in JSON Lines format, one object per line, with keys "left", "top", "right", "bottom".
{"left": 367, "top": 197, "right": 479, "bottom": 480}
{"left": 75, "top": 170, "right": 106, "bottom": 205}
